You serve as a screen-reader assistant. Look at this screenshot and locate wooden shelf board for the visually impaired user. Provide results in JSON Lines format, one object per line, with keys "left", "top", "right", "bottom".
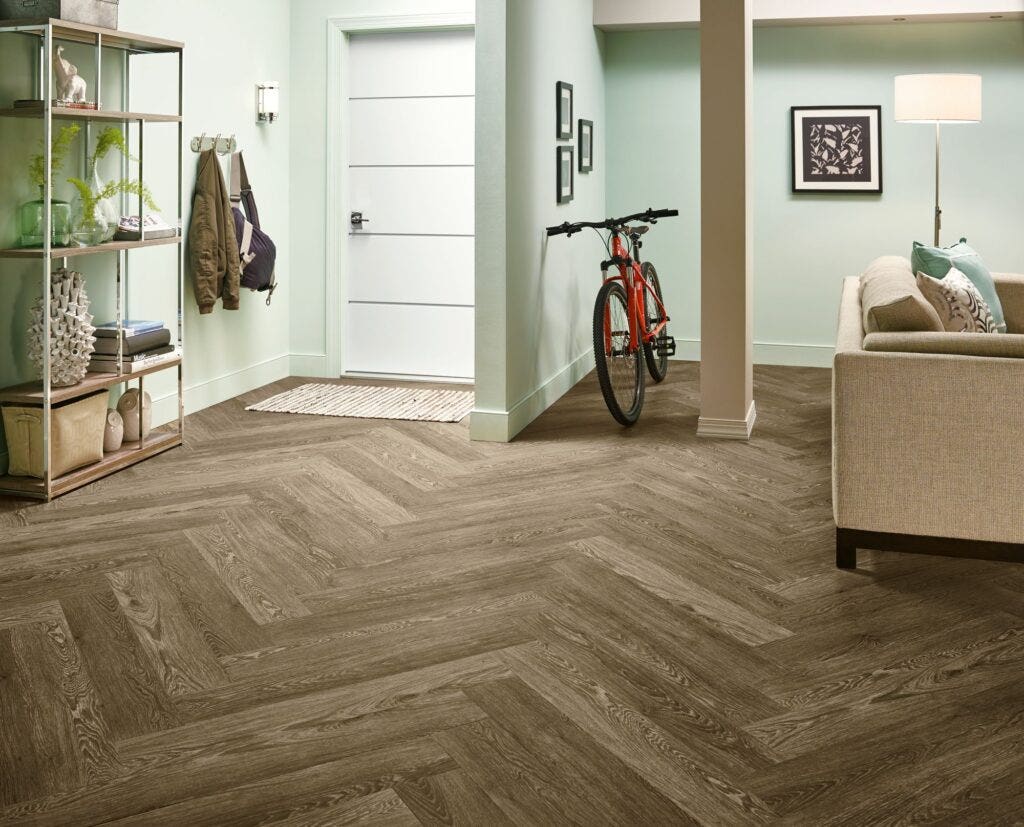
{"left": 0, "top": 430, "right": 182, "bottom": 500}
{"left": 0, "top": 354, "right": 181, "bottom": 405}
{"left": 0, "top": 104, "right": 181, "bottom": 122}
{"left": 0, "top": 18, "right": 184, "bottom": 52}
{"left": 0, "top": 236, "right": 180, "bottom": 260}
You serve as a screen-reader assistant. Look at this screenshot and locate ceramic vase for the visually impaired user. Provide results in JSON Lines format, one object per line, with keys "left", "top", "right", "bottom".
{"left": 104, "top": 409, "right": 124, "bottom": 453}
{"left": 27, "top": 268, "right": 96, "bottom": 388}
{"left": 117, "top": 389, "right": 152, "bottom": 442}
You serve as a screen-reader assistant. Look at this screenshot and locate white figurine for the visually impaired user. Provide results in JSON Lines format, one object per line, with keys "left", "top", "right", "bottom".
{"left": 53, "top": 47, "right": 88, "bottom": 103}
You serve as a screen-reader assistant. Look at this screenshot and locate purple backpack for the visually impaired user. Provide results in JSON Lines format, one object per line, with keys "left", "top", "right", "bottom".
{"left": 230, "top": 152, "right": 277, "bottom": 304}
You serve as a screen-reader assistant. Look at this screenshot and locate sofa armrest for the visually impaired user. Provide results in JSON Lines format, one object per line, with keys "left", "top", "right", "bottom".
{"left": 863, "top": 331, "right": 1024, "bottom": 359}
{"left": 836, "top": 276, "right": 864, "bottom": 353}
{"left": 994, "top": 273, "right": 1024, "bottom": 334}
{"left": 832, "top": 349, "right": 1024, "bottom": 543}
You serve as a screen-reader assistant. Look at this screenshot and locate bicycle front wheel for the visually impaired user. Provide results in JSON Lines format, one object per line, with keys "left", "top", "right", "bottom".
{"left": 593, "top": 280, "right": 644, "bottom": 427}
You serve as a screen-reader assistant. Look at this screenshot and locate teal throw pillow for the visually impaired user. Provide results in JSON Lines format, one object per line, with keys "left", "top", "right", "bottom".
{"left": 911, "top": 238, "right": 1006, "bottom": 333}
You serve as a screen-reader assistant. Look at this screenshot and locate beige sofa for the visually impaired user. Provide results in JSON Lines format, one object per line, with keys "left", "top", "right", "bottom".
{"left": 833, "top": 261, "right": 1024, "bottom": 568}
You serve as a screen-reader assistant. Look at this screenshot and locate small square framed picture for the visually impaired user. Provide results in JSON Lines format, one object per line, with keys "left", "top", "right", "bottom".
{"left": 578, "top": 119, "right": 593, "bottom": 173}
{"left": 557, "top": 145, "right": 574, "bottom": 204}
{"left": 792, "top": 105, "right": 882, "bottom": 193}
{"left": 556, "top": 81, "right": 573, "bottom": 140}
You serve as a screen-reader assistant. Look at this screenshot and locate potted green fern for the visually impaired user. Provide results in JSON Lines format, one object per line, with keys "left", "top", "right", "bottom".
{"left": 19, "top": 123, "right": 79, "bottom": 248}
{"left": 68, "top": 127, "right": 158, "bottom": 246}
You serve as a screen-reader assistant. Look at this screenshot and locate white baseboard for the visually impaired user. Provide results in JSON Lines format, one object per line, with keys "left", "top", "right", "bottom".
{"left": 342, "top": 370, "right": 473, "bottom": 385}
{"left": 697, "top": 400, "right": 757, "bottom": 440}
{"left": 753, "top": 341, "right": 834, "bottom": 368}
{"left": 148, "top": 353, "right": 291, "bottom": 428}
{"left": 670, "top": 338, "right": 834, "bottom": 368}
{"left": 290, "top": 352, "right": 331, "bottom": 378}
{"left": 470, "top": 348, "right": 596, "bottom": 442}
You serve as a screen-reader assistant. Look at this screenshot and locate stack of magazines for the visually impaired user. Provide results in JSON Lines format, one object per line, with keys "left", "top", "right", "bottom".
{"left": 89, "top": 320, "right": 176, "bottom": 375}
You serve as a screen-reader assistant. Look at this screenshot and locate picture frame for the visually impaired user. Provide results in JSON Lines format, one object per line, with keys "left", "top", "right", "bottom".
{"left": 556, "top": 81, "right": 573, "bottom": 140}
{"left": 578, "top": 118, "right": 593, "bottom": 173}
{"left": 557, "top": 145, "right": 574, "bottom": 204}
{"left": 791, "top": 105, "right": 882, "bottom": 194}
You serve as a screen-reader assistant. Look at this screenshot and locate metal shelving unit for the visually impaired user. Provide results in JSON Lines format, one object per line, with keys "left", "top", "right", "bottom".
{"left": 0, "top": 18, "right": 185, "bottom": 501}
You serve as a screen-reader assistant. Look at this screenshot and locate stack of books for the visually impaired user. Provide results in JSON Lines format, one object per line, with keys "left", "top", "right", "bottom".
{"left": 14, "top": 99, "right": 99, "bottom": 111}
{"left": 89, "top": 320, "right": 176, "bottom": 375}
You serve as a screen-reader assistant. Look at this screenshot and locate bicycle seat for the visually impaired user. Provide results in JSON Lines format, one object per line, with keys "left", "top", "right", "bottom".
{"left": 627, "top": 225, "right": 650, "bottom": 235}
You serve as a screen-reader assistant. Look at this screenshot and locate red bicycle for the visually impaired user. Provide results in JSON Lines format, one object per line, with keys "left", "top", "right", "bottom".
{"left": 547, "top": 208, "right": 678, "bottom": 426}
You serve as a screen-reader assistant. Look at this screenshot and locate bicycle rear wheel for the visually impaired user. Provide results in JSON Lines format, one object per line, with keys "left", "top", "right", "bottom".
{"left": 641, "top": 262, "right": 669, "bottom": 383}
{"left": 593, "top": 280, "right": 644, "bottom": 427}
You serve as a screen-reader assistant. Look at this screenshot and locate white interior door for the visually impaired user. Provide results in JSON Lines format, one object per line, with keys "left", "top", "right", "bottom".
{"left": 345, "top": 29, "right": 475, "bottom": 381}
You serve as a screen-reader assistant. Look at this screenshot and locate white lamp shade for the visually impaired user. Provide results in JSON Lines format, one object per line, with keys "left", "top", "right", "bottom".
{"left": 895, "top": 74, "right": 981, "bottom": 123}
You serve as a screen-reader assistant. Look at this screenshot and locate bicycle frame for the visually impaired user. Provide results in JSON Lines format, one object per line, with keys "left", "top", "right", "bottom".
{"left": 601, "top": 230, "right": 668, "bottom": 356}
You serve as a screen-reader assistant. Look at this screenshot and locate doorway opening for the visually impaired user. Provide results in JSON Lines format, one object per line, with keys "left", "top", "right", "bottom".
{"left": 326, "top": 15, "right": 475, "bottom": 387}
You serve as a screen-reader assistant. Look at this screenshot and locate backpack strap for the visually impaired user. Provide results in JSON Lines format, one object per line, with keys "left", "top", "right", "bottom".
{"left": 230, "top": 151, "right": 262, "bottom": 229}
{"left": 229, "top": 151, "right": 242, "bottom": 205}
{"left": 237, "top": 153, "right": 251, "bottom": 194}
{"left": 238, "top": 217, "right": 256, "bottom": 274}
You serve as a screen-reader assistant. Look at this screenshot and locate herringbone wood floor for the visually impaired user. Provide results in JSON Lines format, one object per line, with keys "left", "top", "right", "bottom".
{"left": 1, "top": 364, "right": 1022, "bottom": 826}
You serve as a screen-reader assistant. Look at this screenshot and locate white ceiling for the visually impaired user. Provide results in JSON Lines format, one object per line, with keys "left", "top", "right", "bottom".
{"left": 594, "top": 0, "right": 1024, "bottom": 30}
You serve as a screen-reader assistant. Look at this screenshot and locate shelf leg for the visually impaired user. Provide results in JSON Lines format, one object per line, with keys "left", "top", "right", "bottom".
{"left": 95, "top": 32, "right": 103, "bottom": 111}
{"left": 42, "top": 23, "right": 53, "bottom": 500}
{"left": 138, "top": 374, "right": 146, "bottom": 450}
{"left": 177, "top": 47, "right": 185, "bottom": 441}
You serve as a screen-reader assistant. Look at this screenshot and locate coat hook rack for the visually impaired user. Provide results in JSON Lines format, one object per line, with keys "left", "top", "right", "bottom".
{"left": 190, "top": 133, "right": 237, "bottom": 155}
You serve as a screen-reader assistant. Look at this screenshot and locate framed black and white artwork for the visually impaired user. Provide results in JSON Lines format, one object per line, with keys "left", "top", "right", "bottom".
{"left": 556, "top": 81, "right": 573, "bottom": 139}
{"left": 557, "top": 145, "right": 574, "bottom": 204}
{"left": 791, "top": 106, "right": 882, "bottom": 194}
{"left": 578, "top": 118, "right": 593, "bottom": 173}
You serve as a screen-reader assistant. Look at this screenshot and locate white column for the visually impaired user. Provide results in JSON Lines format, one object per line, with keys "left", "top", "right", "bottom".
{"left": 698, "top": 0, "right": 756, "bottom": 440}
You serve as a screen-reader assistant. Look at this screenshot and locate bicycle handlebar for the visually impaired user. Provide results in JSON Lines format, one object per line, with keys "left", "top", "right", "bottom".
{"left": 546, "top": 207, "right": 678, "bottom": 237}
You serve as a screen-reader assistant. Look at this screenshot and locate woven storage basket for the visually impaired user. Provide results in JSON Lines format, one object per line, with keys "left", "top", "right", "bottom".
{"left": 2, "top": 390, "right": 107, "bottom": 479}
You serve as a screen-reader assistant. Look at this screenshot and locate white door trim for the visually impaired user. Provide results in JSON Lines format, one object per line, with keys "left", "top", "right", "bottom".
{"left": 325, "top": 12, "right": 475, "bottom": 379}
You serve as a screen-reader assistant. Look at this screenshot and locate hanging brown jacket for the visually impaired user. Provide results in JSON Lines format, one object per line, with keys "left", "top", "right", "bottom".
{"left": 188, "top": 150, "right": 240, "bottom": 314}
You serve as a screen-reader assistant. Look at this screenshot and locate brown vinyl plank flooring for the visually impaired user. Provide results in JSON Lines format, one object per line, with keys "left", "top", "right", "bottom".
{"left": 0, "top": 364, "right": 1021, "bottom": 824}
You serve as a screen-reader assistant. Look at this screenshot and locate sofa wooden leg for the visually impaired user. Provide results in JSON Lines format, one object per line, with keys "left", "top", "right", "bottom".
{"left": 836, "top": 528, "right": 857, "bottom": 569}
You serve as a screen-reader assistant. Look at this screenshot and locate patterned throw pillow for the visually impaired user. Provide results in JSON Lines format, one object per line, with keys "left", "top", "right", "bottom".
{"left": 916, "top": 267, "right": 1000, "bottom": 334}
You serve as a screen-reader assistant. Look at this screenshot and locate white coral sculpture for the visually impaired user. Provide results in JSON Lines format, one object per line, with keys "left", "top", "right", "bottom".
{"left": 27, "top": 268, "right": 96, "bottom": 388}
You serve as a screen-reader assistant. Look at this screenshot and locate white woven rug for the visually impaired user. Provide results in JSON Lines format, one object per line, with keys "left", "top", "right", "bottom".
{"left": 246, "top": 383, "right": 474, "bottom": 423}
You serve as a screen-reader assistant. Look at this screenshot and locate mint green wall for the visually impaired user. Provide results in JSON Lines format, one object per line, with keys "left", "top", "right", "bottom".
{"left": 606, "top": 21, "right": 1024, "bottom": 367}
{"left": 0, "top": 0, "right": 292, "bottom": 473}
{"left": 605, "top": 30, "right": 701, "bottom": 360}
{"left": 473, "top": 0, "right": 607, "bottom": 440}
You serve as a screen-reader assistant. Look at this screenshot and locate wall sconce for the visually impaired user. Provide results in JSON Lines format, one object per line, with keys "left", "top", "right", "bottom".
{"left": 256, "top": 82, "right": 280, "bottom": 123}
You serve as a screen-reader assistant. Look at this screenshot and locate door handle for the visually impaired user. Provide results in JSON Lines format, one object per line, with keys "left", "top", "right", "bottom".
{"left": 351, "top": 211, "right": 369, "bottom": 229}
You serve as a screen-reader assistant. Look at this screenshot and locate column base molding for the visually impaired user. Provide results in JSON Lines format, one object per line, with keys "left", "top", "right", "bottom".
{"left": 697, "top": 400, "right": 756, "bottom": 440}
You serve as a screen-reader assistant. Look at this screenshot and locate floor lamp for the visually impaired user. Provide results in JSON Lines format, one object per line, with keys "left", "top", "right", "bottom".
{"left": 895, "top": 73, "right": 982, "bottom": 246}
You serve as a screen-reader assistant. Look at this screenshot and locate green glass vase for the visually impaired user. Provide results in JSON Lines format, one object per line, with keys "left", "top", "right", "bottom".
{"left": 19, "top": 187, "right": 72, "bottom": 248}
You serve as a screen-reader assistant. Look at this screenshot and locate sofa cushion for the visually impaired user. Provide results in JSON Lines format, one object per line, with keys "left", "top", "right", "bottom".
{"left": 911, "top": 238, "right": 1007, "bottom": 333}
{"left": 917, "top": 267, "right": 1000, "bottom": 334}
{"left": 993, "top": 273, "right": 1024, "bottom": 334}
{"left": 859, "top": 256, "right": 943, "bottom": 334}
{"left": 863, "top": 330, "right": 1024, "bottom": 358}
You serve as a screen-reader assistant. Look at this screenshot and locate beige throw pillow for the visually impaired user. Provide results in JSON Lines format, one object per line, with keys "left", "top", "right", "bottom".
{"left": 916, "top": 267, "right": 1000, "bottom": 334}
{"left": 859, "top": 256, "right": 943, "bottom": 333}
